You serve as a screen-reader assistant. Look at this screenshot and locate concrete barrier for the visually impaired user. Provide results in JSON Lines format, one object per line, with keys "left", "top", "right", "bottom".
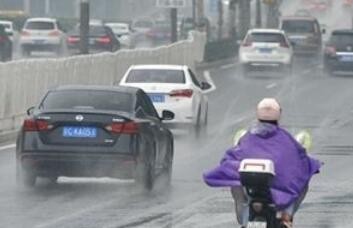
{"left": 0, "top": 32, "right": 206, "bottom": 133}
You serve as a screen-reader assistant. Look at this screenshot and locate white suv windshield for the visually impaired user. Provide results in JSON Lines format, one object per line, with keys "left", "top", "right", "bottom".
{"left": 26, "top": 21, "right": 55, "bottom": 30}
{"left": 248, "top": 33, "right": 286, "bottom": 43}
{"left": 127, "top": 69, "right": 185, "bottom": 83}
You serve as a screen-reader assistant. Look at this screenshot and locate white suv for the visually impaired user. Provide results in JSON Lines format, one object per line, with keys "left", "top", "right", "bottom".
{"left": 119, "top": 65, "right": 210, "bottom": 136}
{"left": 19, "top": 18, "right": 66, "bottom": 57}
{"left": 239, "top": 29, "right": 293, "bottom": 75}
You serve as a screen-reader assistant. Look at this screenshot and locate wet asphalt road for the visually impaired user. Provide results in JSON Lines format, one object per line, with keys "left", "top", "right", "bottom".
{"left": 1, "top": 58, "right": 353, "bottom": 228}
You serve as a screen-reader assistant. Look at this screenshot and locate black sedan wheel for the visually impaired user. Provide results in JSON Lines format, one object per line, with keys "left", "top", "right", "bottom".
{"left": 136, "top": 142, "right": 156, "bottom": 191}
{"left": 111, "top": 43, "right": 120, "bottom": 52}
{"left": 323, "top": 65, "right": 333, "bottom": 77}
{"left": 16, "top": 161, "right": 36, "bottom": 188}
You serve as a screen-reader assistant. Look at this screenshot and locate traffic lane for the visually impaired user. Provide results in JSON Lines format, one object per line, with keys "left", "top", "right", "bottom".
{"left": 173, "top": 61, "right": 325, "bottom": 189}
{"left": 0, "top": 146, "right": 147, "bottom": 228}
{"left": 173, "top": 61, "right": 353, "bottom": 227}
{"left": 0, "top": 142, "right": 215, "bottom": 227}
{"left": 0, "top": 147, "right": 212, "bottom": 228}
{"left": 197, "top": 62, "right": 353, "bottom": 227}
{"left": 0, "top": 62, "right": 269, "bottom": 228}
{"left": 0, "top": 60, "right": 345, "bottom": 228}
{"left": 127, "top": 60, "right": 337, "bottom": 227}
{"left": 102, "top": 61, "right": 333, "bottom": 227}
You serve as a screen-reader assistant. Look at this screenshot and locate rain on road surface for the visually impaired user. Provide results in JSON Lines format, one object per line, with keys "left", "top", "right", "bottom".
{"left": 1, "top": 58, "right": 353, "bottom": 228}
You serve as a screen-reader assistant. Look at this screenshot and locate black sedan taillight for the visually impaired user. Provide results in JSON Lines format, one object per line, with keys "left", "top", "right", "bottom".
{"left": 105, "top": 122, "right": 139, "bottom": 134}
{"left": 97, "top": 36, "right": 111, "bottom": 44}
{"left": 0, "top": 36, "right": 6, "bottom": 43}
{"left": 325, "top": 46, "right": 336, "bottom": 56}
{"left": 67, "top": 36, "right": 80, "bottom": 44}
{"left": 23, "top": 119, "right": 52, "bottom": 132}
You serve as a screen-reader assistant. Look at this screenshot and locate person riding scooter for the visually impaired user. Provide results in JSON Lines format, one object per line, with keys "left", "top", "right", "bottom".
{"left": 203, "top": 98, "right": 321, "bottom": 228}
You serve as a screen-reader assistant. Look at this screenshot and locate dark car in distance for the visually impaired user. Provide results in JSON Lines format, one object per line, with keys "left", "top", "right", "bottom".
{"left": 324, "top": 29, "right": 353, "bottom": 75}
{"left": 16, "top": 86, "right": 174, "bottom": 190}
{"left": 67, "top": 25, "right": 120, "bottom": 54}
{"left": 0, "top": 24, "right": 12, "bottom": 61}
{"left": 146, "top": 21, "right": 171, "bottom": 41}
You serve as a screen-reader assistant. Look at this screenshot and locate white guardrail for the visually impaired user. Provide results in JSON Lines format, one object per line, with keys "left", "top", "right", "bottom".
{"left": 0, "top": 32, "right": 206, "bottom": 133}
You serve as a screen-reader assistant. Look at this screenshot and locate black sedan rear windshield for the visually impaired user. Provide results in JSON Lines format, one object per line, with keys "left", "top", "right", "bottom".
{"left": 41, "top": 90, "right": 132, "bottom": 112}
{"left": 71, "top": 26, "right": 106, "bottom": 36}
{"left": 127, "top": 69, "right": 185, "bottom": 83}
{"left": 331, "top": 33, "right": 353, "bottom": 46}
{"left": 247, "top": 33, "right": 286, "bottom": 43}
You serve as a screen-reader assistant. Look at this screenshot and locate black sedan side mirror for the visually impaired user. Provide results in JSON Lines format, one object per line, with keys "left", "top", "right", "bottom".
{"left": 161, "top": 110, "right": 174, "bottom": 121}
{"left": 27, "top": 106, "right": 35, "bottom": 116}
{"left": 201, "top": 81, "right": 212, "bottom": 90}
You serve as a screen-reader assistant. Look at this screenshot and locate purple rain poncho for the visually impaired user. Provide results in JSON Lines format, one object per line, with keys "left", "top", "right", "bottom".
{"left": 203, "top": 122, "right": 321, "bottom": 209}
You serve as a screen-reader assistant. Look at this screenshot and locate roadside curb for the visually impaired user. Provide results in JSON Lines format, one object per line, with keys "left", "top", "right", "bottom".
{"left": 196, "top": 57, "right": 237, "bottom": 71}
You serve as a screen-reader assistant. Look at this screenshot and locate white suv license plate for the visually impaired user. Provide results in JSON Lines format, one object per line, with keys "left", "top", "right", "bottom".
{"left": 247, "top": 222, "right": 267, "bottom": 228}
{"left": 259, "top": 48, "right": 272, "bottom": 54}
{"left": 148, "top": 94, "right": 165, "bottom": 103}
{"left": 33, "top": 40, "right": 45, "bottom": 44}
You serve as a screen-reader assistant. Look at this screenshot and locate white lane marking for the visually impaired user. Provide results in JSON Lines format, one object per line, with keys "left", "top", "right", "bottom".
{"left": 35, "top": 200, "right": 118, "bottom": 228}
{"left": 59, "top": 177, "right": 134, "bottom": 184}
{"left": 302, "top": 69, "right": 312, "bottom": 75}
{"left": 0, "top": 144, "right": 15, "bottom": 151}
{"left": 203, "top": 70, "right": 217, "bottom": 93}
{"left": 220, "top": 63, "right": 235, "bottom": 70}
{"left": 266, "top": 83, "right": 277, "bottom": 89}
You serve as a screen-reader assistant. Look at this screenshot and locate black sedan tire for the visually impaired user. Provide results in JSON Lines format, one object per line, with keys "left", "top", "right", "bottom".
{"left": 21, "top": 47, "right": 31, "bottom": 58}
{"left": 136, "top": 142, "right": 156, "bottom": 191}
{"left": 323, "top": 65, "right": 333, "bottom": 77}
{"left": 16, "top": 161, "right": 36, "bottom": 188}
{"left": 111, "top": 43, "right": 120, "bottom": 52}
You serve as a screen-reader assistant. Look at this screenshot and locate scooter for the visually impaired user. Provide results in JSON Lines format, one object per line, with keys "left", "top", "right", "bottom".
{"left": 234, "top": 130, "right": 312, "bottom": 228}
{"left": 239, "top": 159, "right": 284, "bottom": 228}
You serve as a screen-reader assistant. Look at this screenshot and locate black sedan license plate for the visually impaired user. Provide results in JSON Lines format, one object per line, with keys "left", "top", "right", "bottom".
{"left": 63, "top": 127, "right": 97, "bottom": 138}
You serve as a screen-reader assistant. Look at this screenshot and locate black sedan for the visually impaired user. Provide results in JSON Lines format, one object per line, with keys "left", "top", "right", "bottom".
{"left": 324, "top": 29, "right": 353, "bottom": 75}
{"left": 67, "top": 25, "right": 120, "bottom": 54}
{"left": 16, "top": 85, "right": 174, "bottom": 190}
{"left": 0, "top": 24, "right": 12, "bottom": 61}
